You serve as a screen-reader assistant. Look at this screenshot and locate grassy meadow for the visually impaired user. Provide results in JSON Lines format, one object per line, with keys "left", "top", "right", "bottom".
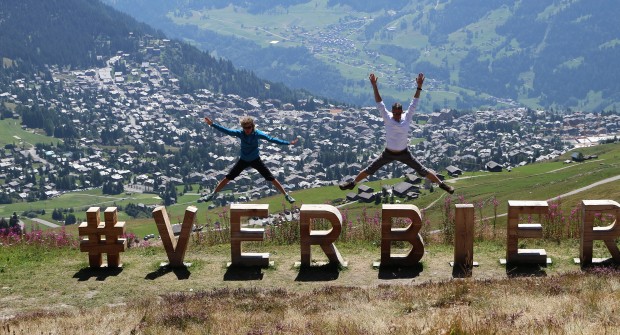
{"left": 0, "top": 118, "right": 62, "bottom": 148}
{"left": 1, "top": 142, "right": 620, "bottom": 333}
{"left": 2, "top": 142, "right": 620, "bottom": 238}
{"left": 165, "top": 0, "right": 540, "bottom": 110}
{"left": 1, "top": 231, "right": 619, "bottom": 334}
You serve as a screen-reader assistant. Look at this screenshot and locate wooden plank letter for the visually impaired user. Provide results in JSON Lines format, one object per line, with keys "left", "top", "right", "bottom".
{"left": 580, "top": 200, "right": 620, "bottom": 265}
{"left": 505, "top": 200, "right": 549, "bottom": 264}
{"left": 78, "top": 207, "right": 127, "bottom": 268}
{"left": 380, "top": 204, "right": 424, "bottom": 266}
{"left": 299, "top": 204, "right": 345, "bottom": 266}
{"left": 230, "top": 204, "right": 270, "bottom": 267}
{"left": 152, "top": 206, "right": 198, "bottom": 268}
{"left": 79, "top": 207, "right": 104, "bottom": 267}
{"left": 454, "top": 204, "right": 475, "bottom": 270}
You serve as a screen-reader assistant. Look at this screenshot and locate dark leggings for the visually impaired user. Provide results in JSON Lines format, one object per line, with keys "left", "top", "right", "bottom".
{"left": 364, "top": 149, "right": 429, "bottom": 177}
{"left": 226, "top": 157, "right": 275, "bottom": 181}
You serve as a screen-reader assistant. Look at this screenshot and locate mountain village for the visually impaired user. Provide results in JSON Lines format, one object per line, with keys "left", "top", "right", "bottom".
{"left": 1, "top": 36, "right": 619, "bottom": 209}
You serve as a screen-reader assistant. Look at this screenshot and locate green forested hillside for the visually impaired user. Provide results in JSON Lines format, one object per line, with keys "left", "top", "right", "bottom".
{"left": 0, "top": 0, "right": 154, "bottom": 68}
{"left": 104, "top": 0, "right": 620, "bottom": 111}
{"left": 0, "top": 0, "right": 311, "bottom": 104}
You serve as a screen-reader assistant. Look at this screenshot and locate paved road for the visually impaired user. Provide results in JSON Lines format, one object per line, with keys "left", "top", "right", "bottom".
{"left": 548, "top": 175, "right": 620, "bottom": 201}
{"left": 484, "top": 174, "right": 620, "bottom": 221}
{"left": 29, "top": 218, "right": 61, "bottom": 228}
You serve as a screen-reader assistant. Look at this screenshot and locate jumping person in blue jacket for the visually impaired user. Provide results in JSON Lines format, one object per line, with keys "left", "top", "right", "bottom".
{"left": 201, "top": 116, "right": 298, "bottom": 203}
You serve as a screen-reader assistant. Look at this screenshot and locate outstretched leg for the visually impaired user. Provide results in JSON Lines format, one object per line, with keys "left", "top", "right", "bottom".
{"left": 200, "top": 178, "right": 230, "bottom": 202}
{"left": 339, "top": 170, "right": 369, "bottom": 190}
{"left": 340, "top": 150, "right": 391, "bottom": 190}
{"left": 271, "top": 179, "right": 295, "bottom": 203}
{"left": 424, "top": 170, "right": 454, "bottom": 194}
{"left": 213, "top": 178, "right": 231, "bottom": 194}
{"left": 199, "top": 158, "right": 249, "bottom": 203}
{"left": 250, "top": 157, "right": 295, "bottom": 203}
{"left": 396, "top": 151, "right": 454, "bottom": 194}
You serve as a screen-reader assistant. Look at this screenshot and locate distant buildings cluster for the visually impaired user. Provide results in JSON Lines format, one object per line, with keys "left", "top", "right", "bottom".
{"left": 1, "top": 35, "right": 619, "bottom": 205}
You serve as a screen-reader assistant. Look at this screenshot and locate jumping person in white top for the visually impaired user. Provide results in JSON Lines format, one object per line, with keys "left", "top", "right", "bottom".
{"left": 339, "top": 72, "right": 454, "bottom": 194}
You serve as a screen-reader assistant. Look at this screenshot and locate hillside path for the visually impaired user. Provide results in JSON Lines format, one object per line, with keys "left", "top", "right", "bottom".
{"left": 548, "top": 174, "right": 620, "bottom": 201}
{"left": 28, "top": 218, "right": 60, "bottom": 228}
{"left": 485, "top": 174, "right": 620, "bottom": 220}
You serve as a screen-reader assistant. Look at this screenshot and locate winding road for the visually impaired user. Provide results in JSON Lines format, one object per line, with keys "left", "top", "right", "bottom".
{"left": 548, "top": 175, "right": 620, "bottom": 201}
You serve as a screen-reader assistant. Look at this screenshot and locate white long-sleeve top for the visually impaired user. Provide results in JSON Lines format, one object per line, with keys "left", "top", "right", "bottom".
{"left": 378, "top": 98, "right": 419, "bottom": 151}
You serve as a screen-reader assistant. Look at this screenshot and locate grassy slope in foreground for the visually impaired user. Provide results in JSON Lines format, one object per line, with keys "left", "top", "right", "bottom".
{"left": 1, "top": 144, "right": 620, "bottom": 333}
{"left": 1, "top": 241, "right": 619, "bottom": 334}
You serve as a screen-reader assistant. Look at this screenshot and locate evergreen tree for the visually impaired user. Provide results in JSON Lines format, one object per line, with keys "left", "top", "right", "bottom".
{"left": 0, "top": 217, "right": 8, "bottom": 229}
{"left": 9, "top": 212, "right": 19, "bottom": 228}
{"left": 65, "top": 214, "right": 77, "bottom": 225}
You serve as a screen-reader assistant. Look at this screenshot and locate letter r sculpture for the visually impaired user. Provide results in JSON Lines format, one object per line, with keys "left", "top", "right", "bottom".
{"left": 299, "top": 204, "right": 346, "bottom": 267}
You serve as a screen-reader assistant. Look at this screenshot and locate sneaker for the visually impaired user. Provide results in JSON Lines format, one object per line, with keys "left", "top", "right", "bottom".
{"left": 339, "top": 181, "right": 355, "bottom": 190}
{"left": 439, "top": 183, "right": 455, "bottom": 194}
{"left": 285, "top": 194, "right": 296, "bottom": 204}
{"left": 199, "top": 192, "right": 216, "bottom": 202}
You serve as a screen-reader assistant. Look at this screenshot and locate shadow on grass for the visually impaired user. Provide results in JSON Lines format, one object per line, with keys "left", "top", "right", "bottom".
{"left": 505, "top": 263, "right": 547, "bottom": 278}
{"left": 223, "top": 265, "right": 265, "bottom": 281}
{"left": 580, "top": 258, "right": 620, "bottom": 272}
{"left": 145, "top": 266, "right": 191, "bottom": 280}
{"left": 377, "top": 263, "right": 423, "bottom": 280}
{"left": 73, "top": 267, "right": 123, "bottom": 281}
{"left": 295, "top": 263, "right": 340, "bottom": 282}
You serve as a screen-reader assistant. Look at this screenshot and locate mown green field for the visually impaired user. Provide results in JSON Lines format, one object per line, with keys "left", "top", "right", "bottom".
{"left": 0, "top": 118, "right": 62, "bottom": 148}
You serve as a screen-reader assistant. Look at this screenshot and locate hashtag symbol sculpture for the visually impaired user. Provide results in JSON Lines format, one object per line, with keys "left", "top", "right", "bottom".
{"left": 78, "top": 207, "right": 127, "bottom": 268}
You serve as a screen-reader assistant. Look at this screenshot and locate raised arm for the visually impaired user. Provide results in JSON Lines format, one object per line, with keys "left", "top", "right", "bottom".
{"left": 256, "top": 130, "right": 293, "bottom": 146}
{"left": 413, "top": 73, "right": 424, "bottom": 99}
{"left": 369, "top": 73, "right": 382, "bottom": 103}
{"left": 204, "top": 116, "right": 242, "bottom": 137}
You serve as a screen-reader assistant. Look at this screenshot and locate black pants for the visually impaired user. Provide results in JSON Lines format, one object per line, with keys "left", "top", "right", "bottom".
{"left": 364, "top": 148, "right": 430, "bottom": 177}
{"left": 226, "top": 157, "right": 275, "bottom": 181}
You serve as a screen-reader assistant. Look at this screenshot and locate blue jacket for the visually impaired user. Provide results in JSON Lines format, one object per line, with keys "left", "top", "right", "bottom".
{"left": 211, "top": 123, "right": 290, "bottom": 161}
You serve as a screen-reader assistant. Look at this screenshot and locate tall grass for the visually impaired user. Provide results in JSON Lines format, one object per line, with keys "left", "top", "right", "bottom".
{"left": 544, "top": 197, "right": 582, "bottom": 241}
{"left": 122, "top": 196, "right": 615, "bottom": 249}
{"left": 0, "top": 225, "right": 77, "bottom": 248}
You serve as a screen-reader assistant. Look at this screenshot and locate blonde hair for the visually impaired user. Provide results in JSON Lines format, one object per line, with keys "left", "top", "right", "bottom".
{"left": 240, "top": 116, "right": 254, "bottom": 128}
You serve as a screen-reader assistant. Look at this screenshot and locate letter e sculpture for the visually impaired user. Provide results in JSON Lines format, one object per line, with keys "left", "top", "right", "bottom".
{"left": 230, "top": 204, "right": 270, "bottom": 267}
{"left": 504, "top": 200, "right": 550, "bottom": 265}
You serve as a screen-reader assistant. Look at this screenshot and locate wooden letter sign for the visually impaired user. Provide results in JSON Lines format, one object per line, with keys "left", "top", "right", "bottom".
{"left": 78, "top": 207, "right": 127, "bottom": 268}
{"left": 453, "top": 204, "right": 475, "bottom": 271}
{"left": 299, "top": 204, "right": 346, "bottom": 267}
{"left": 152, "top": 205, "right": 197, "bottom": 268}
{"left": 579, "top": 200, "right": 620, "bottom": 265}
{"left": 505, "top": 200, "right": 550, "bottom": 264}
{"left": 378, "top": 204, "right": 424, "bottom": 267}
{"left": 230, "top": 204, "right": 270, "bottom": 267}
